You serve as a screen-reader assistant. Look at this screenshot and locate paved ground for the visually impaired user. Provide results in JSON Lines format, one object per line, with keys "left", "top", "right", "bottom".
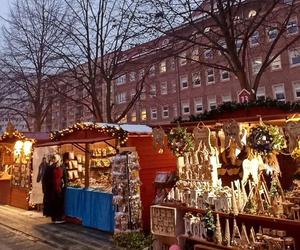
{"left": 0, "top": 205, "right": 117, "bottom": 250}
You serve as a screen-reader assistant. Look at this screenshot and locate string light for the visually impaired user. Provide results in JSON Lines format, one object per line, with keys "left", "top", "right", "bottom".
{"left": 50, "top": 122, "right": 128, "bottom": 145}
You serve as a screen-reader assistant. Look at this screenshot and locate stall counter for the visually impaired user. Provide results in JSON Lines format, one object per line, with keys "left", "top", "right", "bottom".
{"left": 65, "top": 187, "right": 115, "bottom": 232}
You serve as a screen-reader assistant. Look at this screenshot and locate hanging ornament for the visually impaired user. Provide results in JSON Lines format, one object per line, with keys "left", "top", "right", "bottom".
{"left": 223, "top": 120, "right": 243, "bottom": 149}
{"left": 152, "top": 127, "right": 166, "bottom": 154}
{"left": 248, "top": 124, "right": 286, "bottom": 156}
{"left": 167, "top": 126, "right": 194, "bottom": 157}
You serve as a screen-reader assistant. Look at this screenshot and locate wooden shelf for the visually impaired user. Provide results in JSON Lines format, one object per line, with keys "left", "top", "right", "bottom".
{"left": 179, "top": 235, "right": 238, "bottom": 250}
{"left": 161, "top": 203, "right": 300, "bottom": 227}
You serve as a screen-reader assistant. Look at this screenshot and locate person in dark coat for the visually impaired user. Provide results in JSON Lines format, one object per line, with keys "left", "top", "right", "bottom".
{"left": 42, "top": 154, "right": 66, "bottom": 223}
{"left": 37, "top": 157, "right": 48, "bottom": 193}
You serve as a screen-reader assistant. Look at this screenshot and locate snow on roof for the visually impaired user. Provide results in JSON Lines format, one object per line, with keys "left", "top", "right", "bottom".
{"left": 90, "top": 122, "right": 152, "bottom": 134}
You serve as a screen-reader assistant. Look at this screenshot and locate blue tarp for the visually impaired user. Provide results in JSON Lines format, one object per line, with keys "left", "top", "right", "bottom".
{"left": 65, "top": 187, "right": 115, "bottom": 232}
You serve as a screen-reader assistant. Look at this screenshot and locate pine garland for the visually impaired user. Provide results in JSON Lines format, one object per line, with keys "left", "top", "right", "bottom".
{"left": 174, "top": 98, "right": 300, "bottom": 123}
{"left": 167, "top": 126, "right": 194, "bottom": 157}
{"left": 248, "top": 124, "right": 286, "bottom": 155}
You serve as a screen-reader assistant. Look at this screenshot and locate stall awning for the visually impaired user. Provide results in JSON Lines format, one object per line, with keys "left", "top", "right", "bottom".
{"left": 36, "top": 122, "right": 152, "bottom": 147}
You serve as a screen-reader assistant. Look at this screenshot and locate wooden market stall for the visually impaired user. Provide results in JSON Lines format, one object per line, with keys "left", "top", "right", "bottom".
{"left": 36, "top": 122, "right": 176, "bottom": 232}
{"left": 0, "top": 123, "right": 49, "bottom": 209}
{"left": 149, "top": 110, "right": 300, "bottom": 250}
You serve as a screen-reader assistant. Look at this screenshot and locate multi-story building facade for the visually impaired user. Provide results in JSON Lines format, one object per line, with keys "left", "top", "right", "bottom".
{"left": 39, "top": 1, "right": 300, "bottom": 131}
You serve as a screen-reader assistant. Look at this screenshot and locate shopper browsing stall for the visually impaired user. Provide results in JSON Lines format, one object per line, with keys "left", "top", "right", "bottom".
{"left": 43, "top": 154, "right": 66, "bottom": 223}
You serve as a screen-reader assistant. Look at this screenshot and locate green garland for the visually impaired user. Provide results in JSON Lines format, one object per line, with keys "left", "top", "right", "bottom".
{"left": 167, "top": 127, "right": 194, "bottom": 157}
{"left": 248, "top": 124, "right": 286, "bottom": 155}
{"left": 202, "top": 209, "right": 216, "bottom": 232}
{"left": 173, "top": 98, "right": 300, "bottom": 123}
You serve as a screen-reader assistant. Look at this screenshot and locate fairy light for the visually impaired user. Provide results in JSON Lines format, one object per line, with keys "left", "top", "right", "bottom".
{"left": 50, "top": 122, "right": 128, "bottom": 145}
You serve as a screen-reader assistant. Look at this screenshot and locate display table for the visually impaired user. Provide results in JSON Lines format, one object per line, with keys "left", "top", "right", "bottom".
{"left": 65, "top": 187, "right": 115, "bottom": 232}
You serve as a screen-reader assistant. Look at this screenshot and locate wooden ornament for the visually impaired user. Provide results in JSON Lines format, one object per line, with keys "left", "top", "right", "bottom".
{"left": 241, "top": 224, "right": 250, "bottom": 245}
{"left": 231, "top": 182, "right": 239, "bottom": 216}
{"left": 231, "top": 218, "right": 241, "bottom": 246}
{"left": 215, "top": 213, "right": 222, "bottom": 245}
{"left": 152, "top": 127, "right": 166, "bottom": 154}
{"left": 284, "top": 121, "right": 300, "bottom": 153}
{"left": 223, "top": 120, "right": 243, "bottom": 149}
{"left": 193, "top": 124, "right": 212, "bottom": 153}
{"left": 224, "top": 219, "right": 231, "bottom": 247}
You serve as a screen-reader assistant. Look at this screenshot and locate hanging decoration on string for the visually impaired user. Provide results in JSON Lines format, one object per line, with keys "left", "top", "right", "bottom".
{"left": 167, "top": 126, "right": 194, "bottom": 157}
{"left": 248, "top": 124, "right": 286, "bottom": 155}
{"left": 152, "top": 127, "right": 166, "bottom": 154}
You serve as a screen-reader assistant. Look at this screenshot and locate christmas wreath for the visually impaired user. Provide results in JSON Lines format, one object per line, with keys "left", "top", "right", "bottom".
{"left": 167, "top": 127, "right": 194, "bottom": 157}
{"left": 248, "top": 124, "right": 286, "bottom": 155}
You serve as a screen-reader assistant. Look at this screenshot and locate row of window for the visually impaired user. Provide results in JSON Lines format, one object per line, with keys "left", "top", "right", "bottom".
{"left": 124, "top": 83, "right": 300, "bottom": 122}
{"left": 116, "top": 48, "right": 300, "bottom": 93}
{"left": 252, "top": 48, "right": 300, "bottom": 74}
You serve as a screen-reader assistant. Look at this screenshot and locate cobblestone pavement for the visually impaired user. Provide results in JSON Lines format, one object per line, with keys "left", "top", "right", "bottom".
{"left": 0, "top": 205, "right": 117, "bottom": 250}
{"left": 0, "top": 223, "right": 54, "bottom": 250}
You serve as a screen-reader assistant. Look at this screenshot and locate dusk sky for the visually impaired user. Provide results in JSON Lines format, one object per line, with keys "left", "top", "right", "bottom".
{"left": 0, "top": 0, "right": 10, "bottom": 25}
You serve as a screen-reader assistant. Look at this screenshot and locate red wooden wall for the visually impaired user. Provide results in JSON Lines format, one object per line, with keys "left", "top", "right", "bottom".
{"left": 128, "top": 135, "right": 176, "bottom": 231}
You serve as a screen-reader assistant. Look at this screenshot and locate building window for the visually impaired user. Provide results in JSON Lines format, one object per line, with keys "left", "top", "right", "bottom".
{"left": 287, "top": 17, "right": 299, "bottom": 35}
{"left": 140, "top": 89, "right": 146, "bottom": 100}
{"left": 171, "top": 81, "right": 177, "bottom": 93}
{"left": 173, "top": 104, "right": 178, "bottom": 117}
{"left": 273, "top": 84, "right": 285, "bottom": 101}
{"left": 256, "top": 86, "right": 266, "bottom": 100}
{"left": 252, "top": 58, "right": 262, "bottom": 74}
{"left": 194, "top": 98, "right": 203, "bottom": 113}
{"left": 293, "top": 82, "right": 300, "bottom": 100}
{"left": 220, "top": 70, "right": 230, "bottom": 81}
{"left": 289, "top": 49, "right": 300, "bottom": 67}
{"left": 160, "top": 60, "right": 167, "bottom": 73}
{"left": 250, "top": 31, "right": 259, "bottom": 46}
{"left": 191, "top": 47, "right": 199, "bottom": 61}
{"left": 160, "top": 82, "right": 168, "bottom": 95}
{"left": 267, "top": 27, "right": 278, "bottom": 41}
{"left": 181, "top": 101, "right": 190, "bottom": 115}
{"left": 116, "top": 74, "right": 126, "bottom": 85}
{"left": 192, "top": 72, "right": 201, "bottom": 86}
{"left": 162, "top": 106, "right": 169, "bottom": 118}
{"left": 170, "top": 58, "right": 176, "bottom": 71}
{"left": 129, "top": 72, "right": 136, "bottom": 82}
{"left": 271, "top": 55, "right": 282, "bottom": 71}
{"left": 179, "top": 52, "right": 187, "bottom": 66}
{"left": 116, "top": 92, "right": 127, "bottom": 104}
{"left": 218, "top": 40, "right": 227, "bottom": 55}
{"left": 180, "top": 75, "right": 188, "bottom": 89}
{"left": 150, "top": 84, "right": 156, "bottom": 97}
{"left": 130, "top": 89, "right": 136, "bottom": 99}
{"left": 208, "top": 96, "right": 217, "bottom": 111}
{"left": 206, "top": 68, "right": 215, "bottom": 84}
{"left": 131, "top": 111, "right": 137, "bottom": 122}
{"left": 139, "top": 69, "right": 145, "bottom": 80}
{"left": 204, "top": 49, "right": 213, "bottom": 59}
{"left": 151, "top": 107, "right": 157, "bottom": 120}
{"left": 149, "top": 65, "right": 155, "bottom": 76}
{"left": 222, "top": 94, "right": 232, "bottom": 103}
{"left": 235, "top": 39, "right": 243, "bottom": 50}
{"left": 120, "top": 115, "right": 127, "bottom": 123}
{"left": 141, "top": 108, "right": 147, "bottom": 121}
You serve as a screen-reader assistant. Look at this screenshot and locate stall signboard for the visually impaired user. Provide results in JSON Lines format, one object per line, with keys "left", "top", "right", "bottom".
{"left": 238, "top": 89, "right": 251, "bottom": 103}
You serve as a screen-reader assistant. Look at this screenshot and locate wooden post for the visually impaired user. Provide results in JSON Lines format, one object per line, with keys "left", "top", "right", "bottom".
{"left": 84, "top": 143, "right": 90, "bottom": 188}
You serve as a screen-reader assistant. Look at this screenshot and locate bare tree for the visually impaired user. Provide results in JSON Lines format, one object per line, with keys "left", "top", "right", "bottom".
{"left": 51, "top": 0, "right": 159, "bottom": 123}
{"left": 139, "top": 0, "right": 300, "bottom": 99}
{"left": 0, "top": 0, "right": 66, "bottom": 131}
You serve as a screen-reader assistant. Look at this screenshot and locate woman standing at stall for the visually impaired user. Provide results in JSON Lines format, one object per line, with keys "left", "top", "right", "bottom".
{"left": 43, "top": 154, "right": 66, "bottom": 223}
